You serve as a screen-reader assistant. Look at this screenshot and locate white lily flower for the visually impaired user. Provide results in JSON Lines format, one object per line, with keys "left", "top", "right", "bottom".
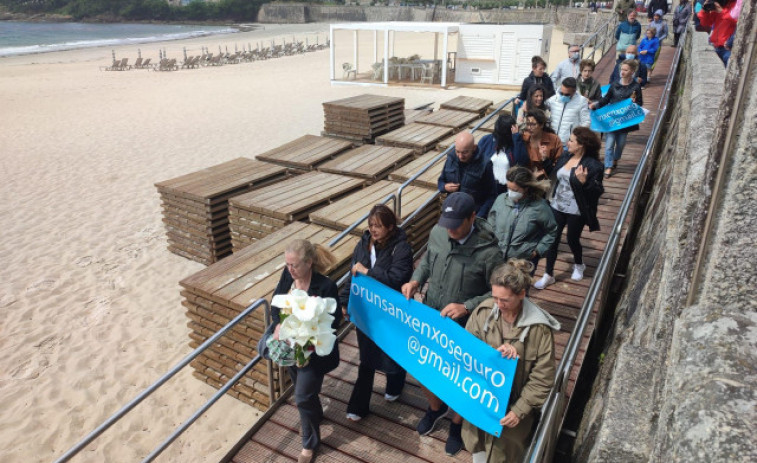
{"left": 323, "top": 297, "right": 337, "bottom": 315}
{"left": 313, "top": 332, "right": 337, "bottom": 356}
{"left": 292, "top": 295, "right": 318, "bottom": 321}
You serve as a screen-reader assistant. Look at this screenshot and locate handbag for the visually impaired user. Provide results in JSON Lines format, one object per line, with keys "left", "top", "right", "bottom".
{"left": 257, "top": 322, "right": 296, "bottom": 367}
{"left": 673, "top": 18, "right": 680, "bottom": 28}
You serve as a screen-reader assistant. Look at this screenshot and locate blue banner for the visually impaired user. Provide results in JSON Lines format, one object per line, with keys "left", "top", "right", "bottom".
{"left": 590, "top": 98, "right": 649, "bottom": 133}
{"left": 600, "top": 84, "right": 610, "bottom": 96}
{"left": 347, "top": 274, "right": 517, "bottom": 437}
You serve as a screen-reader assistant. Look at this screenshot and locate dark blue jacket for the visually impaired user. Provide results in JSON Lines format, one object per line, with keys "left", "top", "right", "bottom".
{"left": 517, "top": 72, "right": 556, "bottom": 102}
{"left": 437, "top": 147, "right": 497, "bottom": 217}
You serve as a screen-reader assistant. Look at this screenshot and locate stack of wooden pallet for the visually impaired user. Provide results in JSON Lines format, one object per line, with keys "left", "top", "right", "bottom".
{"left": 439, "top": 95, "right": 493, "bottom": 117}
{"left": 310, "top": 180, "right": 440, "bottom": 253}
{"left": 155, "top": 158, "right": 289, "bottom": 265}
{"left": 388, "top": 151, "right": 447, "bottom": 190}
{"left": 375, "top": 123, "right": 453, "bottom": 155}
{"left": 255, "top": 135, "right": 353, "bottom": 172}
{"left": 228, "top": 172, "right": 366, "bottom": 251}
{"left": 180, "top": 222, "right": 359, "bottom": 411}
{"left": 317, "top": 145, "right": 415, "bottom": 183}
{"left": 322, "top": 94, "right": 405, "bottom": 143}
{"left": 415, "top": 109, "right": 481, "bottom": 132}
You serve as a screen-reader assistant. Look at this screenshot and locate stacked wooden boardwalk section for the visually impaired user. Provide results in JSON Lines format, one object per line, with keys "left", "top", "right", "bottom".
{"left": 229, "top": 172, "right": 367, "bottom": 251}
{"left": 322, "top": 95, "right": 405, "bottom": 143}
{"left": 225, "top": 47, "right": 676, "bottom": 462}
{"left": 181, "top": 222, "right": 359, "bottom": 410}
{"left": 155, "top": 158, "right": 288, "bottom": 265}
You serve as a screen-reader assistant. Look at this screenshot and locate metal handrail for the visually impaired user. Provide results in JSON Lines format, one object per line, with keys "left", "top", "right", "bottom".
{"left": 581, "top": 16, "right": 618, "bottom": 63}
{"left": 54, "top": 298, "right": 270, "bottom": 463}
{"left": 523, "top": 24, "right": 689, "bottom": 463}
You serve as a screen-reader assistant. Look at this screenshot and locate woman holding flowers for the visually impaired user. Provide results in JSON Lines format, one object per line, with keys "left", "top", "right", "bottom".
{"left": 271, "top": 239, "right": 340, "bottom": 463}
{"left": 339, "top": 204, "right": 414, "bottom": 421}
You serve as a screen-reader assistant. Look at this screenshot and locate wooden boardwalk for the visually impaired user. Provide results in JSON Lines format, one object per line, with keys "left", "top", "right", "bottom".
{"left": 225, "top": 46, "right": 676, "bottom": 463}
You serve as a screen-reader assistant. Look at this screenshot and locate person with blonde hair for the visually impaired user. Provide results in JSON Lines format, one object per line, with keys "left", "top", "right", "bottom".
{"left": 271, "top": 239, "right": 339, "bottom": 463}
{"left": 488, "top": 167, "right": 558, "bottom": 273}
{"left": 462, "top": 259, "right": 560, "bottom": 463}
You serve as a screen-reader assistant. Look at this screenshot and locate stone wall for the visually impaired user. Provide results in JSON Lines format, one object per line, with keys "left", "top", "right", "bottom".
{"left": 256, "top": 4, "right": 613, "bottom": 35}
{"left": 572, "top": 0, "right": 757, "bottom": 460}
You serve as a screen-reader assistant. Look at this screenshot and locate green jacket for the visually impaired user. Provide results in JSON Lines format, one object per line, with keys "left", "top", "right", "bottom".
{"left": 488, "top": 195, "right": 559, "bottom": 261}
{"left": 462, "top": 297, "right": 560, "bottom": 461}
{"left": 412, "top": 218, "right": 503, "bottom": 312}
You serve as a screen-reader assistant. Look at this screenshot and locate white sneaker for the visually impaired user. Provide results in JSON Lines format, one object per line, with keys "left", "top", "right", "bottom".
{"left": 346, "top": 413, "right": 362, "bottom": 422}
{"left": 571, "top": 264, "right": 586, "bottom": 281}
{"left": 384, "top": 393, "right": 400, "bottom": 402}
{"left": 533, "top": 273, "right": 555, "bottom": 289}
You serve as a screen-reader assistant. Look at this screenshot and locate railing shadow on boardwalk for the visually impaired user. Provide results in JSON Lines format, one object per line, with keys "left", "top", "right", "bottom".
{"left": 224, "top": 45, "right": 679, "bottom": 463}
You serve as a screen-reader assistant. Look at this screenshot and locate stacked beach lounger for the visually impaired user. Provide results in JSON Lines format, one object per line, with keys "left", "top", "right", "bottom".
{"left": 322, "top": 94, "right": 405, "bottom": 143}
{"left": 180, "top": 222, "right": 358, "bottom": 410}
{"left": 310, "top": 180, "right": 440, "bottom": 253}
{"left": 228, "top": 172, "right": 366, "bottom": 251}
{"left": 388, "top": 150, "right": 447, "bottom": 190}
{"left": 155, "top": 158, "right": 289, "bottom": 265}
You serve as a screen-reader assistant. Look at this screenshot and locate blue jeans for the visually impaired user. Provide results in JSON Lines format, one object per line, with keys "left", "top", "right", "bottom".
{"left": 604, "top": 131, "right": 628, "bottom": 169}
{"left": 714, "top": 47, "right": 731, "bottom": 67}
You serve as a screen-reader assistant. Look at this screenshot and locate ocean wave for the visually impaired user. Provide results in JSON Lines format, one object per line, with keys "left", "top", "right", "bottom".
{"left": 0, "top": 28, "right": 238, "bottom": 57}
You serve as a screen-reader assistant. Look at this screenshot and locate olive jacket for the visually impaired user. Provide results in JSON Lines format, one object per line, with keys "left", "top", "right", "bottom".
{"left": 487, "top": 194, "right": 559, "bottom": 260}
{"left": 462, "top": 297, "right": 560, "bottom": 461}
{"left": 411, "top": 218, "right": 503, "bottom": 313}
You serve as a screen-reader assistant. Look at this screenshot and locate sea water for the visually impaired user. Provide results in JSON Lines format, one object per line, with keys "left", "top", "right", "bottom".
{"left": 0, "top": 21, "right": 237, "bottom": 57}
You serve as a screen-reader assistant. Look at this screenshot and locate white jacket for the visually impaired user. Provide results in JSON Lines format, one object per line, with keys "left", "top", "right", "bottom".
{"left": 546, "top": 93, "right": 591, "bottom": 144}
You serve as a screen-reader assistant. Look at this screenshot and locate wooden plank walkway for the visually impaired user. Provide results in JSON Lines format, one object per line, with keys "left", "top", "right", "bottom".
{"left": 226, "top": 46, "right": 676, "bottom": 462}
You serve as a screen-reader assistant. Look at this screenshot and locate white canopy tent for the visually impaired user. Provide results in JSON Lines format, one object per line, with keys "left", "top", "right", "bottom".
{"left": 329, "top": 21, "right": 460, "bottom": 88}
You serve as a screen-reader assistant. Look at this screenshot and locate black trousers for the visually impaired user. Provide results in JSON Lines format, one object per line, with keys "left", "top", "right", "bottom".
{"left": 288, "top": 365, "right": 325, "bottom": 450}
{"left": 545, "top": 207, "right": 586, "bottom": 275}
{"left": 347, "top": 329, "right": 406, "bottom": 417}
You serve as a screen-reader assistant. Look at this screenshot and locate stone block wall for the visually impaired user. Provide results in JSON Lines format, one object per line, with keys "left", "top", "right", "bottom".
{"left": 572, "top": 0, "right": 757, "bottom": 459}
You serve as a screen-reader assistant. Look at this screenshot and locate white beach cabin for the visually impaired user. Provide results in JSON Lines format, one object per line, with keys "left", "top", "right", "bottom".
{"left": 330, "top": 22, "right": 551, "bottom": 88}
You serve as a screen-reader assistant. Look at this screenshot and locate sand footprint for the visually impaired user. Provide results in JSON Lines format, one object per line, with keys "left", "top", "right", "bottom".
{"left": 0, "top": 294, "right": 16, "bottom": 308}
{"left": 26, "top": 279, "right": 56, "bottom": 294}
{"left": 75, "top": 256, "right": 94, "bottom": 267}
{"left": 82, "top": 297, "right": 111, "bottom": 327}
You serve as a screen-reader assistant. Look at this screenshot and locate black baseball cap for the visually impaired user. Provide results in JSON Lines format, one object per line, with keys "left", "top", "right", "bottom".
{"left": 438, "top": 192, "right": 475, "bottom": 229}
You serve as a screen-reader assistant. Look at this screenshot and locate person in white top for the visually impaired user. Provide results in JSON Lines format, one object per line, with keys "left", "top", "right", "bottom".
{"left": 544, "top": 77, "right": 591, "bottom": 146}
{"left": 550, "top": 44, "right": 581, "bottom": 88}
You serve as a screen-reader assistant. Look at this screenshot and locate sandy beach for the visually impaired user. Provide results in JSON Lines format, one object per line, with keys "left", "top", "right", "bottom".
{"left": 0, "top": 22, "right": 566, "bottom": 462}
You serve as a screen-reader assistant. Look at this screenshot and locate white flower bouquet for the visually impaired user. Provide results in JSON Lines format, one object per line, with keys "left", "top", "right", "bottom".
{"left": 270, "top": 289, "right": 338, "bottom": 367}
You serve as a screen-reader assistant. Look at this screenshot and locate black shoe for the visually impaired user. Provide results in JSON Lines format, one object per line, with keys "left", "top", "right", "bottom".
{"left": 416, "top": 403, "right": 449, "bottom": 436}
{"left": 445, "top": 422, "right": 464, "bottom": 456}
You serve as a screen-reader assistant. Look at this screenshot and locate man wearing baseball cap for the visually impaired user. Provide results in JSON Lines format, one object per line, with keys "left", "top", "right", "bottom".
{"left": 401, "top": 192, "right": 503, "bottom": 456}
